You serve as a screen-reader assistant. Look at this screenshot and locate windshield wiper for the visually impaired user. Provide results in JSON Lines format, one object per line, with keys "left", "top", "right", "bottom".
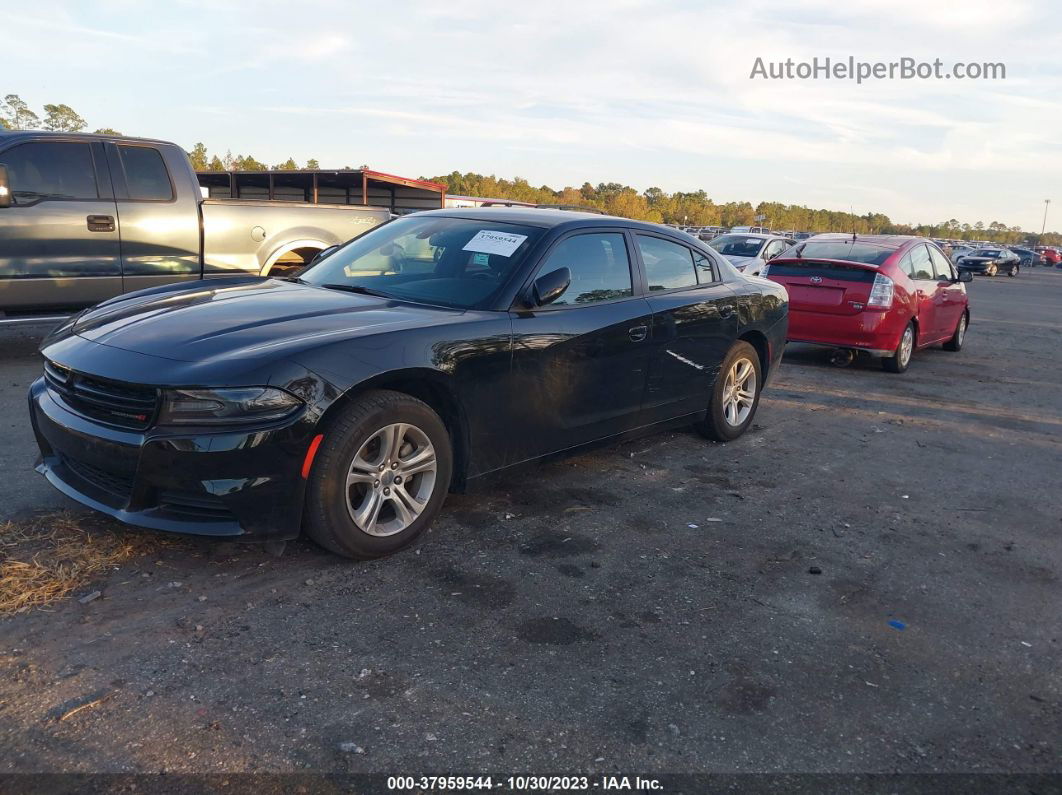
{"left": 319, "top": 283, "right": 394, "bottom": 299}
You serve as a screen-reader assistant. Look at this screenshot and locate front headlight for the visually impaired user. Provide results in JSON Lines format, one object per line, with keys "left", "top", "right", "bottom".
{"left": 158, "top": 387, "right": 303, "bottom": 426}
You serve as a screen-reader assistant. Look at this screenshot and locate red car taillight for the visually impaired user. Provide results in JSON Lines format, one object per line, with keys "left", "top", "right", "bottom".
{"left": 867, "top": 273, "right": 894, "bottom": 309}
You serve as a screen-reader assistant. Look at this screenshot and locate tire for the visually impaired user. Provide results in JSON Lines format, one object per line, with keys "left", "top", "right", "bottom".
{"left": 697, "top": 341, "right": 762, "bottom": 442}
{"left": 303, "top": 390, "right": 453, "bottom": 559}
{"left": 943, "top": 312, "right": 967, "bottom": 352}
{"left": 883, "top": 322, "right": 915, "bottom": 373}
{"left": 986, "top": 264, "right": 997, "bottom": 277}
{"left": 1008, "top": 264, "right": 1019, "bottom": 277}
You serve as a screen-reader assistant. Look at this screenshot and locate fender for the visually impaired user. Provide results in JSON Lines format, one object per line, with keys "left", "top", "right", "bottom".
{"left": 260, "top": 238, "right": 331, "bottom": 275}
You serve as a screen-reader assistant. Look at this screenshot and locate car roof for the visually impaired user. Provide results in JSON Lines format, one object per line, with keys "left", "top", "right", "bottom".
{"left": 804, "top": 233, "right": 924, "bottom": 251}
{"left": 715, "top": 232, "right": 788, "bottom": 240}
{"left": 410, "top": 206, "right": 691, "bottom": 236}
{"left": 0, "top": 129, "right": 174, "bottom": 146}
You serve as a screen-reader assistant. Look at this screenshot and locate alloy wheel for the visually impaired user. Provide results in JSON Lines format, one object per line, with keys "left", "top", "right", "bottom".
{"left": 899, "top": 325, "right": 914, "bottom": 367}
{"left": 345, "top": 422, "right": 438, "bottom": 537}
{"left": 956, "top": 316, "right": 967, "bottom": 347}
{"left": 722, "top": 357, "right": 757, "bottom": 427}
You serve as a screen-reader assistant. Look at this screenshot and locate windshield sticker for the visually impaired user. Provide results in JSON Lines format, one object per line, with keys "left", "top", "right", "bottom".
{"left": 747, "top": 238, "right": 761, "bottom": 244}
{"left": 462, "top": 230, "right": 528, "bottom": 257}
{"left": 472, "top": 252, "right": 490, "bottom": 266}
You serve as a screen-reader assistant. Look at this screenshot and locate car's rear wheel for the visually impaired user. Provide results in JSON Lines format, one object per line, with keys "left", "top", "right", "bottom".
{"left": 883, "top": 322, "right": 915, "bottom": 373}
{"left": 697, "top": 341, "right": 761, "bottom": 442}
{"left": 1008, "top": 264, "right": 1019, "bottom": 277}
{"left": 943, "top": 312, "right": 967, "bottom": 352}
{"left": 303, "top": 390, "right": 452, "bottom": 559}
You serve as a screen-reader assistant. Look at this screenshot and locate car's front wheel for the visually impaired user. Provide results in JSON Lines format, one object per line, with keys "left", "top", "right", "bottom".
{"left": 697, "top": 341, "right": 762, "bottom": 442}
{"left": 986, "top": 264, "right": 998, "bottom": 276}
{"left": 1008, "top": 264, "right": 1019, "bottom": 277}
{"left": 303, "top": 390, "right": 453, "bottom": 559}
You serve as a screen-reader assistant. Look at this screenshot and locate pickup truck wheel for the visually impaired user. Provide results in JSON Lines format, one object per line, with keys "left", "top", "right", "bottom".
{"left": 883, "top": 322, "right": 915, "bottom": 373}
{"left": 303, "top": 390, "right": 453, "bottom": 559}
{"left": 697, "top": 341, "right": 761, "bottom": 442}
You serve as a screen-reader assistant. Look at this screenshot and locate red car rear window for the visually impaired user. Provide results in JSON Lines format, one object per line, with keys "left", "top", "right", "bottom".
{"left": 791, "top": 242, "right": 894, "bottom": 265}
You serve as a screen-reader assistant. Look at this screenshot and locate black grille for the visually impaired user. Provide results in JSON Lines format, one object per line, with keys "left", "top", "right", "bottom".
{"left": 157, "top": 491, "right": 235, "bottom": 522}
{"left": 45, "top": 361, "right": 158, "bottom": 430}
{"left": 60, "top": 453, "right": 135, "bottom": 501}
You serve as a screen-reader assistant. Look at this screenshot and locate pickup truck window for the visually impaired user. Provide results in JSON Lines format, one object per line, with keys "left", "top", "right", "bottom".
{"left": 1, "top": 142, "right": 99, "bottom": 205}
{"left": 117, "top": 145, "right": 173, "bottom": 201}
{"left": 301, "top": 216, "right": 544, "bottom": 309}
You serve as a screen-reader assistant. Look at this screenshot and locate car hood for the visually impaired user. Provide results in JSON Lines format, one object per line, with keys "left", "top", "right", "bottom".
{"left": 52, "top": 277, "right": 468, "bottom": 364}
{"left": 723, "top": 255, "right": 760, "bottom": 269}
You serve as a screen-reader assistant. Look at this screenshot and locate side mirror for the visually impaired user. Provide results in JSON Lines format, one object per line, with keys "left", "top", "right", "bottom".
{"left": 308, "top": 244, "right": 340, "bottom": 267}
{"left": 531, "top": 267, "right": 571, "bottom": 307}
{"left": 957, "top": 271, "right": 974, "bottom": 283}
{"left": 0, "top": 164, "right": 10, "bottom": 208}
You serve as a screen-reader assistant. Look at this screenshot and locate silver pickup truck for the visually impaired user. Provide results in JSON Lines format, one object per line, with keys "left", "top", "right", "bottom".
{"left": 0, "top": 131, "right": 394, "bottom": 318}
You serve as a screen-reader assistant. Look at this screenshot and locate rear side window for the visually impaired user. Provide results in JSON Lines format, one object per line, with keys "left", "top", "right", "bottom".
{"left": 898, "top": 252, "right": 917, "bottom": 279}
{"left": 909, "top": 244, "right": 933, "bottom": 279}
{"left": 538, "top": 233, "right": 632, "bottom": 306}
{"left": 637, "top": 235, "right": 697, "bottom": 291}
{"left": 1, "top": 142, "right": 99, "bottom": 204}
{"left": 117, "top": 145, "right": 173, "bottom": 201}
{"left": 693, "top": 251, "right": 716, "bottom": 282}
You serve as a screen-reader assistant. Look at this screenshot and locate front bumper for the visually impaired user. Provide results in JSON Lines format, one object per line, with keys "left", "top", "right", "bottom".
{"left": 29, "top": 377, "right": 314, "bottom": 540}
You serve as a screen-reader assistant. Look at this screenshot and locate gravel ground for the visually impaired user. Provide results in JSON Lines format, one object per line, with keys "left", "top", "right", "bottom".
{"left": 0, "top": 270, "right": 1059, "bottom": 777}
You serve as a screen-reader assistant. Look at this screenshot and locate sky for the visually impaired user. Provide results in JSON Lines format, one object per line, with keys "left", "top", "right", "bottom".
{"left": 4, "top": 0, "right": 1062, "bottom": 232}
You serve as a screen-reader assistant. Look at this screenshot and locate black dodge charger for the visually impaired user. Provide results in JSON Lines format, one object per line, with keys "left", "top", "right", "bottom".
{"left": 29, "top": 208, "right": 788, "bottom": 558}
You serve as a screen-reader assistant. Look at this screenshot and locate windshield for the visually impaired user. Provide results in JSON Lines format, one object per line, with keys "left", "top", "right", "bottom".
{"left": 708, "top": 235, "right": 766, "bottom": 257}
{"left": 300, "top": 216, "right": 544, "bottom": 309}
{"left": 972, "top": 249, "right": 1001, "bottom": 257}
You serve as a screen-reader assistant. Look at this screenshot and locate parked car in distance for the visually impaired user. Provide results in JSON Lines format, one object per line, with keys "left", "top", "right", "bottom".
{"left": 29, "top": 208, "right": 788, "bottom": 559}
{"left": 1035, "top": 246, "right": 1061, "bottom": 267}
{"left": 696, "top": 226, "right": 729, "bottom": 242}
{"left": 730, "top": 225, "right": 770, "bottom": 234}
{"left": 948, "top": 244, "right": 974, "bottom": 262}
{"left": 793, "top": 232, "right": 813, "bottom": 240}
{"left": 708, "top": 233, "right": 794, "bottom": 276}
{"left": 763, "top": 235, "right": 971, "bottom": 374}
{"left": 0, "top": 131, "right": 393, "bottom": 319}
{"left": 1008, "top": 247, "right": 1040, "bottom": 267}
{"left": 956, "top": 247, "right": 1021, "bottom": 277}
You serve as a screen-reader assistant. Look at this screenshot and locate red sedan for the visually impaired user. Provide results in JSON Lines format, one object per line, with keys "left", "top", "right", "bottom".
{"left": 1036, "top": 247, "right": 1061, "bottom": 267}
{"left": 763, "top": 235, "right": 971, "bottom": 373}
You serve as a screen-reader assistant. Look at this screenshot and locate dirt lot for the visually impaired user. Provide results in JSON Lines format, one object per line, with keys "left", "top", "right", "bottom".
{"left": 0, "top": 270, "right": 1060, "bottom": 776}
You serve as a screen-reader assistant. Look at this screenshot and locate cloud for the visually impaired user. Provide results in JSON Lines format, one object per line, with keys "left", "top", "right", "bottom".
{"left": 4, "top": 0, "right": 1061, "bottom": 229}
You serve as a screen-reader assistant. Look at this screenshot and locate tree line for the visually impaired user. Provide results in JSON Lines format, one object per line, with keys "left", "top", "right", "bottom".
{"left": 425, "top": 172, "right": 1057, "bottom": 246}
{"left": 2, "top": 93, "right": 1058, "bottom": 245}
{"left": 1, "top": 95, "right": 320, "bottom": 172}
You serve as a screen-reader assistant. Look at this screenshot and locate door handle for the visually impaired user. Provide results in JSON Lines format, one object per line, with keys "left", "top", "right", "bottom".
{"left": 87, "top": 215, "right": 115, "bottom": 232}
{"left": 628, "top": 325, "right": 648, "bottom": 342}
